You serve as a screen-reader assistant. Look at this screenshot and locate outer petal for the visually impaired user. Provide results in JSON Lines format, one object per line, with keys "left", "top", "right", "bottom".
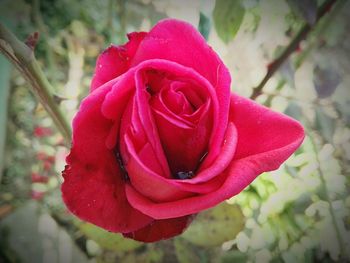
{"left": 61, "top": 82, "right": 153, "bottom": 233}
{"left": 132, "top": 19, "right": 231, "bottom": 167}
{"left": 125, "top": 94, "right": 305, "bottom": 219}
{"left": 90, "top": 32, "right": 147, "bottom": 92}
{"left": 123, "top": 215, "right": 194, "bottom": 242}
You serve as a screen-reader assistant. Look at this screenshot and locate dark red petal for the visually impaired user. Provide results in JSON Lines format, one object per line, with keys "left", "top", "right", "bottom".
{"left": 123, "top": 134, "right": 193, "bottom": 202}
{"left": 123, "top": 215, "right": 194, "bottom": 242}
{"left": 152, "top": 101, "right": 212, "bottom": 174}
{"left": 61, "top": 83, "right": 153, "bottom": 233}
{"left": 125, "top": 94, "right": 304, "bottom": 219}
{"left": 133, "top": 60, "right": 221, "bottom": 176}
{"left": 179, "top": 122, "right": 237, "bottom": 184}
{"left": 91, "top": 32, "right": 147, "bottom": 92}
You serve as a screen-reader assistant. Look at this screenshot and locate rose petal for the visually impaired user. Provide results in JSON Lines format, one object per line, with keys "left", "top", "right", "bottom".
{"left": 230, "top": 94, "right": 305, "bottom": 160}
{"left": 91, "top": 32, "right": 147, "bottom": 92}
{"left": 132, "top": 19, "right": 231, "bottom": 168}
{"left": 132, "top": 19, "right": 228, "bottom": 95}
{"left": 123, "top": 215, "right": 194, "bottom": 242}
{"left": 134, "top": 60, "right": 220, "bottom": 176}
{"left": 123, "top": 133, "right": 193, "bottom": 202}
{"left": 125, "top": 94, "right": 304, "bottom": 219}
{"left": 101, "top": 71, "right": 136, "bottom": 150}
{"left": 62, "top": 83, "right": 153, "bottom": 232}
{"left": 180, "top": 122, "right": 237, "bottom": 184}
{"left": 152, "top": 100, "right": 211, "bottom": 174}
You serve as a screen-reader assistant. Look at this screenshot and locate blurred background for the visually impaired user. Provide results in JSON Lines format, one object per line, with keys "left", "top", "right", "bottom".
{"left": 0, "top": 0, "right": 349, "bottom": 262}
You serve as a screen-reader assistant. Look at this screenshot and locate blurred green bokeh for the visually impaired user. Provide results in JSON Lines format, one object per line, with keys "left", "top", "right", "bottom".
{"left": 0, "top": 0, "right": 349, "bottom": 262}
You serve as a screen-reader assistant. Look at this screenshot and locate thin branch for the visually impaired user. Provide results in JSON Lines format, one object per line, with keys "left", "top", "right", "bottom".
{"left": 250, "top": 0, "right": 338, "bottom": 100}
{"left": 258, "top": 0, "right": 346, "bottom": 108}
{"left": 0, "top": 23, "right": 72, "bottom": 146}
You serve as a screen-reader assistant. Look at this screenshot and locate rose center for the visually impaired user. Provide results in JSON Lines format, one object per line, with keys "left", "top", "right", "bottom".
{"left": 174, "top": 171, "right": 194, "bottom": 180}
{"left": 140, "top": 70, "right": 212, "bottom": 179}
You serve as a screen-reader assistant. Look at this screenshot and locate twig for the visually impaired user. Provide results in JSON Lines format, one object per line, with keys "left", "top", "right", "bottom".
{"left": 259, "top": 0, "right": 346, "bottom": 108}
{"left": 0, "top": 23, "right": 72, "bottom": 146}
{"left": 250, "top": 0, "right": 338, "bottom": 100}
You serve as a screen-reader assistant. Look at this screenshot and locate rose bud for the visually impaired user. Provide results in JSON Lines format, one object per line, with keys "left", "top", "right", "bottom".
{"left": 61, "top": 19, "right": 304, "bottom": 242}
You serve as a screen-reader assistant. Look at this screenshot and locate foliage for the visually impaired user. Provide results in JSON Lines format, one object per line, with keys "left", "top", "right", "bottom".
{"left": 213, "top": 0, "right": 245, "bottom": 43}
{"left": 182, "top": 203, "right": 244, "bottom": 247}
{"left": 1, "top": 0, "right": 349, "bottom": 262}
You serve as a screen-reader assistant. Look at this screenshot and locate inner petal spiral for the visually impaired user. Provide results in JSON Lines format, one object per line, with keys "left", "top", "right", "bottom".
{"left": 145, "top": 70, "right": 212, "bottom": 178}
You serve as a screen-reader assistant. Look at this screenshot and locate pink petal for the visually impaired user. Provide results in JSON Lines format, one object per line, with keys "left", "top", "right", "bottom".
{"left": 133, "top": 60, "right": 221, "bottom": 177}
{"left": 122, "top": 133, "right": 192, "bottom": 202}
{"left": 91, "top": 32, "right": 147, "bottom": 92}
{"left": 61, "top": 82, "right": 153, "bottom": 232}
{"left": 152, "top": 100, "right": 212, "bottom": 175}
{"left": 180, "top": 122, "right": 237, "bottom": 184}
{"left": 125, "top": 94, "right": 304, "bottom": 219}
{"left": 132, "top": 19, "right": 231, "bottom": 168}
{"left": 123, "top": 215, "right": 194, "bottom": 242}
{"left": 230, "top": 94, "right": 305, "bottom": 161}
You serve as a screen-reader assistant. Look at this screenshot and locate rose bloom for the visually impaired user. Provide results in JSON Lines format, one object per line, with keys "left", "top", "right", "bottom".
{"left": 62, "top": 19, "right": 304, "bottom": 242}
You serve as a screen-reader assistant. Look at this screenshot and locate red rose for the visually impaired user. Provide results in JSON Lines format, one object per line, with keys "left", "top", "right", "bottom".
{"left": 61, "top": 19, "right": 304, "bottom": 242}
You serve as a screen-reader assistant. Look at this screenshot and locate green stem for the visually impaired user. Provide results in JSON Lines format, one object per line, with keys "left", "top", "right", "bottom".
{"left": 0, "top": 23, "right": 72, "bottom": 146}
{"left": 116, "top": 0, "right": 127, "bottom": 42}
{"left": 250, "top": 0, "right": 338, "bottom": 100}
{"left": 32, "top": 0, "right": 56, "bottom": 78}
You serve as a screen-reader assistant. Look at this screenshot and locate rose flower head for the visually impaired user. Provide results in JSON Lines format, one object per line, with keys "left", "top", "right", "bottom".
{"left": 61, "top": 19, "right": 304, "bottom": 242}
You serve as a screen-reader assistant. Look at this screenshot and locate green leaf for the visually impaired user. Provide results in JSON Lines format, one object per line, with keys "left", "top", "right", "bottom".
{"left": 315, "top": 107, "right": 335, "bottom": 143}
{"left": 198, "top": 12, "right": 211, "bottom": 40}
{"left": 213, "top": 0, "right": 245, "bottom": 43}
{"left": 221, "top": 250, "right": 248, "bottom": 263}
{"left": 182, "top": 203, "right": 245, "bottom": 247}
{"left": 174, "top": 238, "right": 201, "bottom": 263}
{"left": 78, "top": 222, "right": 142, "bottom": 252}
{"left": 313, "top": 65, "right": 341, "bottom": 99}
{"left": 284, "top": 102, "right": 302, "bottom": 120}
{"left": 121, "top": 245, "right": 163, "bottom": 263}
